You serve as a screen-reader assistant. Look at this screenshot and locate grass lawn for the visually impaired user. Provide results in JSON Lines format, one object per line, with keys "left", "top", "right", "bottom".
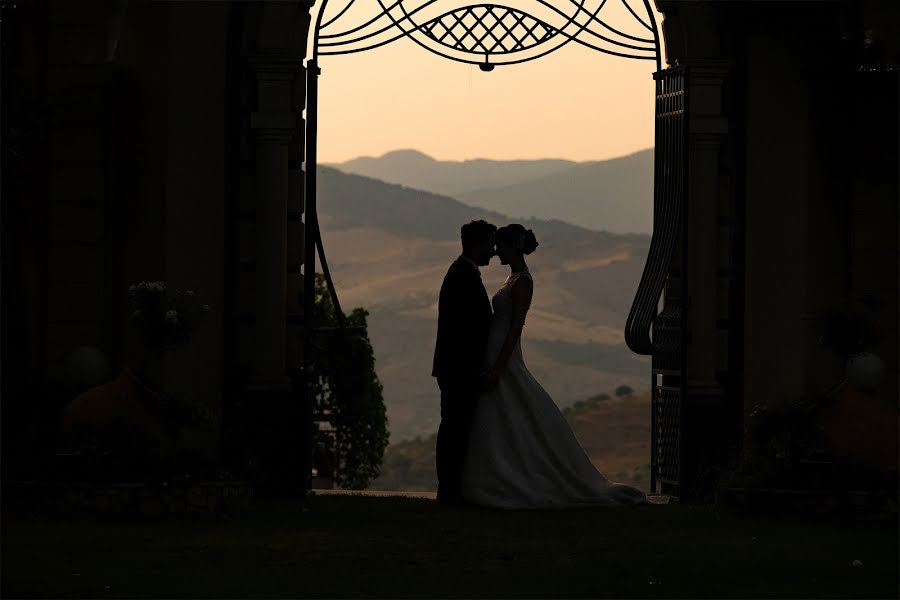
{"left": 2, "top": 495, "right": 897, "bottom": 598}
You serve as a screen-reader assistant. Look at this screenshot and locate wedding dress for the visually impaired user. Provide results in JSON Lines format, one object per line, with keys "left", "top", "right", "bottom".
{"left": 461, "top": 270, "right": 650, "bottom": 508}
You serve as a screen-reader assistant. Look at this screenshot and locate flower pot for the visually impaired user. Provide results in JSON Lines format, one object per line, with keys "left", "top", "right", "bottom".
{"left": 816, "top": 381, "right": 899, "bottom": 473}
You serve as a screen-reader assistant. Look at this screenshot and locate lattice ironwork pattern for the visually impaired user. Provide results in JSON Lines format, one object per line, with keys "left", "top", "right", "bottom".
{"left": 422, "top": 6, "right": 557, "bottom": 54}
{"left": 313, "top": 0, "right": 660, "bottom": 68}
{"left": 652, "top": 348, "right": 680, "bottom": 372}
{"left": 655, "top": 386, "right": 681, "bottom": 483}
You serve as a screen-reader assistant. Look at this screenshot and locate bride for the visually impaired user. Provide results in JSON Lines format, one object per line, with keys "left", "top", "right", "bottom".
{"left": 462, "top": 224, "right": 650, "bottom": 509}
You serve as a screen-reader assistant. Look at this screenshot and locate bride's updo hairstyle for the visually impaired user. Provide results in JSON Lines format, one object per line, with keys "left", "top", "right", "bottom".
{"left": 496, "top": 224, "right": 539, "bottom": 255}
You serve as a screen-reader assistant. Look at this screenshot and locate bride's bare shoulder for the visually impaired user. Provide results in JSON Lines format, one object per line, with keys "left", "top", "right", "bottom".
{"left": 510, "top": 271, "right": 533, "bottom": 295}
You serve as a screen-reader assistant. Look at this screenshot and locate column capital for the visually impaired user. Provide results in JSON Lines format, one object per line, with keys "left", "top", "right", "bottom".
{"left": 684, "top": 59, "right": 730, "bottom": 123}
{"left": 248, "top": 51, "right": 304, "bottom": 78}
{"left": 251, "top": 111, "right": 298, "bottom": 143}
{"left": 255, "top": 130, "right": 295, "bottom": 144}
{"left": 682, "top": 58, "right": 731, "bottom": 82}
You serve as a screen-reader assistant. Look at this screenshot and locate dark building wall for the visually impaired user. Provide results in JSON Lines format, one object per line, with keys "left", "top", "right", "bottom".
{"left": 111, "top": 0, "right": 168, "bottom": 374}
{"left": 845, "top": 72, "right": 899, "bottom": 403}
{"left": 742, "top": 5, "right": 898, "bottom": 416}
{"left": 1, "top": 0, "right": 53, "bottom": 471}
{"left": 657, "top": 0, "right": 898, "bottom": 497}
{"left": 43, "top": 3, "right": 125, "bottom": 387}
{"left": 161, "top": 2, "right": 228, "bottom": 441}
{"left": 1, "top": 0, "right": 138, "bottom": 474}
{"left": 743, "top": 25, "right": 813, "bottom": 411}
{"left": 2, "top": 0, "right": 311, "bottom": 478}
{"left": 59, "top": 0, "right": 230, "bottom": 423}
{"left": 100, "top": 0, "right": 230, "bottom": 441}
{"left": 1, "top": 0, "right": 234, "bottom": 471}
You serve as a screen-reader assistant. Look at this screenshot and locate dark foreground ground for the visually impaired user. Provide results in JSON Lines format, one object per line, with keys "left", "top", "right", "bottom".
{"left": 2, "top": 495, "right": 897, "bottom": 598}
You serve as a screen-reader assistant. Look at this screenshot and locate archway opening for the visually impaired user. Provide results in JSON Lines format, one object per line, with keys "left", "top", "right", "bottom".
{"left": 302, "top": 0, "right": 667, "bottom": 493}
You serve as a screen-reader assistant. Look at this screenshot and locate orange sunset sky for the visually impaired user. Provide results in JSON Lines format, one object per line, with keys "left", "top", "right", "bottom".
{"left": 313, "top": 0, "right": 666, "bottom": 163}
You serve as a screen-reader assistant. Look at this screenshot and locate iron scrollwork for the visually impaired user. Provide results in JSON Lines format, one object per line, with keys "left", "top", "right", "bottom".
{"left": 312, "top": 0, "right": 660, "bottom": 70}
{"left": 421, "top": 5, "right": 559, "bottom": 69}
{"left": 305, "top": 0, "right": 664, "bottom": 349}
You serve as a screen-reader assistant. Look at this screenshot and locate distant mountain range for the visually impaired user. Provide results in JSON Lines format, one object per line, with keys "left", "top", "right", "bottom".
{"left": 317, "top": 166, "right": 651, "bottom": 440}
{"left": 316, "top": 165, "right": 622, "bottom": 242}
{"left": 327, "top": 148, "right": 654, "bottom": 234}
{"left": 333, "top": 150, "right": 576, "bottom": 198}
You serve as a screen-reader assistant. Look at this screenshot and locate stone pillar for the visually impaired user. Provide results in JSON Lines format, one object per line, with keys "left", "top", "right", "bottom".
{"left": 684, "top": 60, "right": 729, "bottom": 400}
{"left": 681, "top": 59, "right": 731, "bottom": 501}
{"left": 286, "top": 65, "right": 306, "bottom": 371}
{"left": 248, "top": 53, "right": 301, "bottom": 390}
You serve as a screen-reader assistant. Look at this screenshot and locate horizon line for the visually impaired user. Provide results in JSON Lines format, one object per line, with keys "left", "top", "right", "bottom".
{"left": 320, "top": 146, "right": 655, "bottom": 165}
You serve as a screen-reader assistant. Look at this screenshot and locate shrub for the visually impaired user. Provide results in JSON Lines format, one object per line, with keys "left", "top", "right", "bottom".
{"left": 311, "top": 274, "right": 389, "bottom": 490}
{"left": 615, "top": 384, "right": 634, "bottom": 398}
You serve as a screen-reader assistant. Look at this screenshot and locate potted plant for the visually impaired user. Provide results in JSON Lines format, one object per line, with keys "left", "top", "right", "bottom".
{"left": 128, "top": 282, "right": 210, "bottom": 381}
{"left": 59, "top": 282, "right": 213, "bottom": 483}
{"left": 814, "top": 295, "right": 885, "bottom": 392}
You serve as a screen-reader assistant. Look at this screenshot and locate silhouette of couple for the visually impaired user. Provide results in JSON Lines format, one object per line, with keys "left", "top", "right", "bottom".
{"left": 432, "top": 221, "right": 650, "bottom": 509}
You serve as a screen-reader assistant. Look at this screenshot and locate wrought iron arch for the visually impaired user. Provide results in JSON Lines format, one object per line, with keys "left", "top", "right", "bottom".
{"left": 304, "top": 0, "right": 661, "bottom": 328}
{"left": 311, "top": 0, "right": 660, "bottom": 67}
{"left": 301, "top": 0, "right": 679, "bottom": 492}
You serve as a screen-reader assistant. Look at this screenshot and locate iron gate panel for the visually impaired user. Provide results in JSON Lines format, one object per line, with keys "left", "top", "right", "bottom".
{"left": 655, "top": 385, "right": 681, "bottom": 484}
{"left": 637, "top": 66, "right": 688, "bottom": 495}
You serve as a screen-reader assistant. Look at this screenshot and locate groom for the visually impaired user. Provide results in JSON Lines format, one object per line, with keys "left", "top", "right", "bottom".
{"left": 432, "top": 219, "right": 497, "bottom": 507}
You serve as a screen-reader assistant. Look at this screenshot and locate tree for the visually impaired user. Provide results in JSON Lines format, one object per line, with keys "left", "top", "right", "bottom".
{"left": 615, "top": 384, "right": 634, "bottom": 398}
{"left": 311, "top": 274, "right": 389, "bottom": 489}
{"left": 587, "top": 393, "right": 611, "bottom": 406}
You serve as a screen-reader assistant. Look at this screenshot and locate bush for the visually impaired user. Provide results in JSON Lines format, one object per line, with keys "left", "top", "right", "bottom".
{"left": 311, "top": 274, "right": 389, "bottom": 490}
{"left": 587, "top": 393, "right": 610, "bottom": 406}
{"left": 563, "top": 391, "right": 617, "bottom": 425}
{"left": 368, "top": 433, "right": 438, "bottom": 491}
{"left": 743, "top": 395, "right": 822, "bottom": 488}
{"left": 615, "top": 385, "right": 634, "bottom": 398}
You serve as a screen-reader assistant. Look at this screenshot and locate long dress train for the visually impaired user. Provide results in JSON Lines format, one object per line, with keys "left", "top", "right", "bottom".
{"left": 462, "top": 271, "right": 650, "bottom": 508}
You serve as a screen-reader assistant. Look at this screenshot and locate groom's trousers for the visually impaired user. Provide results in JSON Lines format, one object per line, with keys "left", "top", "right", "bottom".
{"left": 436, "top": 377, "right": 478, "bottom": 506}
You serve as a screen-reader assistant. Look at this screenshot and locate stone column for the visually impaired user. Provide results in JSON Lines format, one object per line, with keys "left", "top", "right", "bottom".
{"left": 248, "top": 53, "right": 301, "bottom": 391}
{"left": 684, "top": 59, "right": 729, "bottom": 400}
{"left": 681, "top": 59, "right": 731, "bottom": 501}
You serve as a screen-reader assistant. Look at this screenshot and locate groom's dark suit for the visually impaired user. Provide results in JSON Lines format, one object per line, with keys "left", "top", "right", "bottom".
{"left": 432, "top": 255, "right": 493, "bottom": 506}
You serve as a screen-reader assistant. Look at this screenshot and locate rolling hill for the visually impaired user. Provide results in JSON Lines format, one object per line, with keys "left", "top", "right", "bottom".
{"left": 328, "top": 148, "right": 654, "bottom": 234}
{"left": 317, "top": 166, "right": 652, "bottom": 441}
{"left": 331, "top": 149, "right": 577, "bottom": 199}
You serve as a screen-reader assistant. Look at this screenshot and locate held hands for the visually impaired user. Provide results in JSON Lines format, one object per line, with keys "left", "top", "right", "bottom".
{"left": 478, "top": 366, "right": 502, "bottom": 391}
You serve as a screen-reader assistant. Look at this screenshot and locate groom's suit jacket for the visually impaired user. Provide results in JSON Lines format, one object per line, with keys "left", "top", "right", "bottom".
{"left": 432, "top": 256, "right": 493, "bottom": 386}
